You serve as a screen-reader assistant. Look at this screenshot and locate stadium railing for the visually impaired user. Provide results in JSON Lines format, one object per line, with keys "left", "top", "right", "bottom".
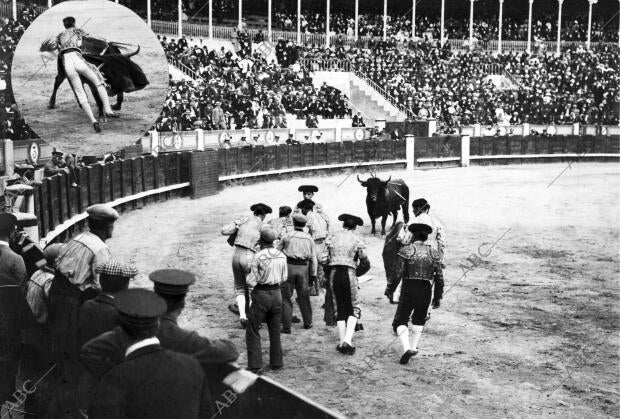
{"left": 297, "top": 58, "right": 416, "bottom": 120}
{"left": 167, "top": 56, "right": 205, "bottom": 81}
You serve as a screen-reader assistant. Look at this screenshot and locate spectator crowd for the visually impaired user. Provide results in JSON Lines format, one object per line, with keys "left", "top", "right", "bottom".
{"left": 0, "top": 6, "right": 39, "bottom": 141}
{"left": 155, "top": 35, "right": 352, "bottom": 132}
{"left": 301, "top": 37, "right": 619, "bottom": 131}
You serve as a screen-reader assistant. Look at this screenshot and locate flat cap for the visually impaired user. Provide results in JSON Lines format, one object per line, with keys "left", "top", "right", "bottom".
{"left": 51, "top": 151, "right": 63, "bottom": 157}
{"left": 408, "top": 213, "right": 433, "bottom": 235}
{"left": 0, "top": 213, "right": 17, "bottom": 231}
{"left": 250, "top": 203, "right": 272, "bottom": 214}
{"left": 86, "top": 204, "right": 119, "bottom": 221}
{"left": 260, "top": 227, "right": 277, "bottom": 244}
{"left": 95, "top": 259, "right": 138, "bottom": 278}
{"left": 292, "top": 213, "right": 307, "bottom": 226}
{"left": 149, "top": 269, "right": 196, "bottom": 296}
{"left": 115, "top": 289, "right": 166, "bottom": 327}
{"left": 298, "top": 185, "right": 318, "bottom": 193}
{"left": 338, "top": 213, "right": 364, "bottom": 226}
{"left": 296, "top": 199, "right": 315, "bottom": 211}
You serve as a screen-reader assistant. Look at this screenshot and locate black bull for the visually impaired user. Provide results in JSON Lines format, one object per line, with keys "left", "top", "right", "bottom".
{"left": 358, "top": 175, "right": 410, "bottom": 235}
{"left": 48, "top": 37, "right": 149, "bottom": 115}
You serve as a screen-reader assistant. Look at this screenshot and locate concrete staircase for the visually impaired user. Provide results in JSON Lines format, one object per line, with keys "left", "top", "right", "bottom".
{"left": 349, "top": 74, "right": 407, "bottom": 122}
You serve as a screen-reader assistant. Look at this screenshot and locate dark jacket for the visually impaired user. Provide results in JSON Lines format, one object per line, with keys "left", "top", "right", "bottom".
{"left": 0, "top": 244, "right": 28, "bottom": 402}
{"left": 81, "top": 314, "right": 239, "bottom": 411}
{"left": 89, "top": 344, "right": 211, "bottom": 419}
{"left": 78, "top": 293, "right": 119, "bottom": 348}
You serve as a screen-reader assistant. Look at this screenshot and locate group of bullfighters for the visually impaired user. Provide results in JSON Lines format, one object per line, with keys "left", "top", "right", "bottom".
{"left": 222, "top": 184, "right": 445, "bottom": 371}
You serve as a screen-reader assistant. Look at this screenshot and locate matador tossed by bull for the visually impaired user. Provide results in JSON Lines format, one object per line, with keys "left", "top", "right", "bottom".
{"left": 40, "top": 16, "right": 148, "bottom": 132}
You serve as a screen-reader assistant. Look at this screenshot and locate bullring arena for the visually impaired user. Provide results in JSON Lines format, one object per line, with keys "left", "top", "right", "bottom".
{"left": 109, "top": 162, "right": 619, "bottom": 418}
{"left": 0, "top": 0, "right": 619, "bottom": 418}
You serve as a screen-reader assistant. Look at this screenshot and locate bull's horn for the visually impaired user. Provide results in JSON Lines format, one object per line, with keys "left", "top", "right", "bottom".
{"left": 121, "top": 45, "right": 140, "bottom": 58}
{"left": 357, "top": 174, "right": 364, "bottom": 183}
{"left": 385, "top": 176, "right": 391, "bottom": 183}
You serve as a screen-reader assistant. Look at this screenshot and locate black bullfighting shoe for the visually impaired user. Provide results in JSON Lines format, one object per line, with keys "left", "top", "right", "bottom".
{"left": 228, "top": 303, "right": 240, "bottom": 315}
{"left": 240, "top": 318, "right": 248, "bottom": 329}
{"left": 303, "top": 323, "right": 313, "bottom": 329}
{"left": 292, "top": 316, "right": 301, "bottom": 324}
{"left": 355, "top": 323, "right": 364, "bottom": 331}
{"left": 336, "top": 344, "right": 345, "bottom": 354}
{"left": 341, "top": 342, "right": 355, "bottom": 355}
{"left": 93, "top": 122, "right": 101, "bottom": 133}
{"left": 111, "top": 103, "right": 122, "bottom": 111}
{"left": 399, "top": 349, "right": 418, "bottom": 365}
{"left": 280, "top": 328, "right": 291, "bottom": 334}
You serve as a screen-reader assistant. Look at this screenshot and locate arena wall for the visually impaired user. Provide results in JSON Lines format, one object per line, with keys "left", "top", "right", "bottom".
{"left": 22, "top": 135, "right": 619, "bottom": 248}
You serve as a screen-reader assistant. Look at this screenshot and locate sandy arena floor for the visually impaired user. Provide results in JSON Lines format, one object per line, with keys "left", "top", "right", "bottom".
{"left": 11, "top": 0, "right": 168, "bottom": 156}
{"left": 108, "top": 162, "right": 620, "bottom": 418}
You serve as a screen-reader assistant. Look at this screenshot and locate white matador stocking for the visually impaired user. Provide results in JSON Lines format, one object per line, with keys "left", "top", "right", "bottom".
{"left": 62, "top": 51, "right": 113, "bottom": 122}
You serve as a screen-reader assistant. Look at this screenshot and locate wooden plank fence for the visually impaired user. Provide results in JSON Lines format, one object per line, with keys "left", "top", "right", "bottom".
{"left": 34, "top": 152, "right": 192, "bottom": 245}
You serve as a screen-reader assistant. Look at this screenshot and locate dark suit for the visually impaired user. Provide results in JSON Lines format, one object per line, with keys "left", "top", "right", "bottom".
{"left": 78, "top": 293, "right": 118, "bottom": 348}
{"left": 81, "top": 315, "right": 239, "bottom": 412}
{"left": 89, "top": 344, "right": 212, "bottom": 419}
{"left": 0, "top": 244, "right": 28, "bottom": 403}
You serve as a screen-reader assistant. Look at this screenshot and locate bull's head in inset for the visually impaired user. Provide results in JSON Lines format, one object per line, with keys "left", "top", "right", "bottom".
{"left": 357, "top": 174, "right": 391, "bottom": 203}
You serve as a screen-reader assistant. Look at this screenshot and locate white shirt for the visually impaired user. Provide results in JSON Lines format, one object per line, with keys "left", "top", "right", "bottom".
{"left": 125, "top": 337, "right": 160, "bottom": 357}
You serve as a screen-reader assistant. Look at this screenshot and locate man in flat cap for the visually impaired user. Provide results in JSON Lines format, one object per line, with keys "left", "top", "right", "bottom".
{"left": 49, "top": 203, "right": 117, "bottom": 415}
{"left": 297, "top": 198, "right": 329, "bottom": 298}
{"left": 246, "top": 227, "right": 287, "bottom": 372}
{"left": 78, "top": 259, "right": 137, "bottom": 348}
{"left": 277, "top": 213, "right": 317, "bottom": 332}
{"left": 22, "top": 243, "right": 62, "bottom": 417}
{"left": 222, "top": 203, "right": 272, "bottom": 328}
{"left": 320, "top": 214, "right": 369, "bottom": 355}
{"left": 386, "top": 216, "right": 444, "bottom": 365}
{"left": 89, "top": 289, "right": 212, "bottom": 418}
{"left": 0, "top": 213, "right": 28, "bottom": 406}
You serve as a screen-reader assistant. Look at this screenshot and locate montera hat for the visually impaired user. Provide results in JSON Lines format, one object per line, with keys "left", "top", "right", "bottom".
{"left": 0, "top": 213, "right": 17, "bottom": 232}
{"left": 408, "top": 213, "right": 433, "bottom": 235}
{"left": 298, "top": 185, "right": 318, "bottom": 193}
{"left": 296, "top": 199, "right": 315, "bottom": 211}
{"left": 250, "top": 203, "right": 273, "bottom": 214}
{"left": 114, "top": 289, "right": 166, "bottom": 327}
{"left": 338, "top": 213, "right": 364, "bottom": 226}
{"left": 149, "top": 269, "right": 196, "bottom": 296}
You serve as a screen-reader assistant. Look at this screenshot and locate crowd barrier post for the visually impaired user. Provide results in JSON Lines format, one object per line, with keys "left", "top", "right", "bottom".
{"left": 572, "top": 123, "right": 580, "bottom": 135}
{"left": 4, "top": 139, "right": 14, "bottom": 176}
{"left": 428, "top": 119, "right": 437, "bottom": 136}
{"left": 196, "top": 129, "right": 205, "bottom": 151}
{"left": 405, "top": 134, "right": 415, "bottom": 170}
{"left": 473, "top": 124, "right": 481, "bottom": 137}
{"left": 461, "top": 135, "right": 470, "bottom": 167}
{"left": 522, "top": 123, "right": 530, "bottom": 135}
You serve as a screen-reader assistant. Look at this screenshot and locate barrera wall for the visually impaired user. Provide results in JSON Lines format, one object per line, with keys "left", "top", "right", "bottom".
{"left": 27, "top": 136, "right": 619, "bottom": 248}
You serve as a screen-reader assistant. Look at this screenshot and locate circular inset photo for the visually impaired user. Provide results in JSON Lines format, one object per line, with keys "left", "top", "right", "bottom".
{"left": 11, "top": 0, "right": 168, "bottom": 156}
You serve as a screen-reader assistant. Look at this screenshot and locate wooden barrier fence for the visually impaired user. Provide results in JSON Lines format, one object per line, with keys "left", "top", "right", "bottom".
{"left": 469, "top": 135, "right": 620, "bottom": 158}
{"left": 217, "top": 140, "right": 408, "bottom": 179}
{"left": 24, "top": 135, "right": 620, "bottom": 246}
{"left": 34, "top": 152, "right": 193, "bottom": 246}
